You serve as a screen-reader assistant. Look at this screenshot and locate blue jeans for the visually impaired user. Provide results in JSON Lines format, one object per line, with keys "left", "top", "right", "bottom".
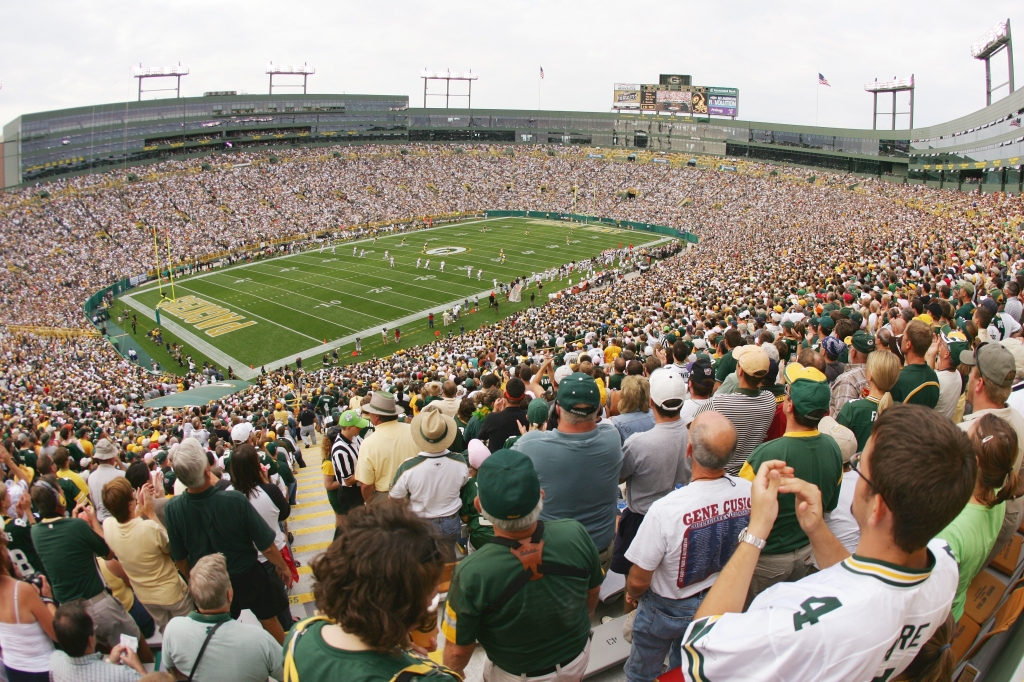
{"left": 128, "top": 594, "right": 156, "bottom": 639}
{"left": 624, "top": 589, "right": 706, "bottom": 682}
{"left": 430, "top": 513, "right": 463, "bottom": 562}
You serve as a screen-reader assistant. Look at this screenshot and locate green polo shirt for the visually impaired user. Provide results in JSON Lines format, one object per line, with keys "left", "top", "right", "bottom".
{"left": 443, "top": 519, "right": 602, "bottom": 675}
{"left": 740, "top": 431, "right": 843, "bottom": 554}
{"left": 955, "top": 302, "right": 976, "bottom": 321}
{"left": 715, "top": 350, "right": 737, "bottom": 382}
{"left": 30, "top": 517, "right": 109, "bottom": 602}
{"left": 165, "top": 486, "right": 276, "bottom": 575}
{"left": 837, "top": 396, "right": 881, "bottom": 452}
{"left": 459, "top": 478, "right": 493, "bottom": 550}
{"left": 283, "top": 620, "right": 458, "bottom": 682}
{"left": 890, "top": 363, "right": 941, "bottom": 408}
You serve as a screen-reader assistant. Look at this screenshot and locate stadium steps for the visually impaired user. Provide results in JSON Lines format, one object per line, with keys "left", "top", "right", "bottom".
{"left": 287, "top": 442, "right": 336, "bottom": 617}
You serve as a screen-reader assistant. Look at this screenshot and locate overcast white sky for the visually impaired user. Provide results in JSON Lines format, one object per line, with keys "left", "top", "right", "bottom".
{"left": 1, "top": 1, "right": 1020, "bottom": 132}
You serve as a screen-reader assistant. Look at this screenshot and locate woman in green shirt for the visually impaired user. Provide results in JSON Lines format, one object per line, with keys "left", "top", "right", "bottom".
{"left": 937, "top": 414, "right": 1019, "bottom": 622}
{"left": 283, "top": 503, "right": 460, "bottom": 682}
{"left": 837, "top": 350, "right": 901, "bottom": 452}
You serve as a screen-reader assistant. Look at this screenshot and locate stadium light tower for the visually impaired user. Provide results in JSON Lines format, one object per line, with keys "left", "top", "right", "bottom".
{"left": 864, "top": 76, "right": 915, "bottom": 130}
{"left": 421, "top": 70, "right": 478, "bottom": 109}
{"left": 267, "top": 62, "right": 316, "bottom": 95}
{"left": 972, "top": 19, "right": 1015, "bottom": 106}
{"left": 133, "top": 64, "right": 189, "bottom": 101}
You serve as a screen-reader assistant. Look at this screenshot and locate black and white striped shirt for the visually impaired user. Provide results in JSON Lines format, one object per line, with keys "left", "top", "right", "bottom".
{"left": 331, "top": 435, "right": 363, "bottom": 486}
{"left": 694, "top": 389, "right": 778, "bottom": 475}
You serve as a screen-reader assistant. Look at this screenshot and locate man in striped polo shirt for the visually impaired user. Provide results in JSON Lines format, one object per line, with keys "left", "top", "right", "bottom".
{"left": 327, "top": 411, "right": 369, "bottom": 523}
{"left": 695, "top": 345, "right": 777, "bottom": 475}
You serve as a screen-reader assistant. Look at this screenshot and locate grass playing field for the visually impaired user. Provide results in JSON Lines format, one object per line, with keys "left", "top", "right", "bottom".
{"left": 116, "top": 217, "right": 672, "bottom": 379}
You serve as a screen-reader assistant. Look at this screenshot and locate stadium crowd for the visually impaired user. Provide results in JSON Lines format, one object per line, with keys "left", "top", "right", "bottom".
{"left": 1, "top": 144, "right": 1024, "bottom": 680}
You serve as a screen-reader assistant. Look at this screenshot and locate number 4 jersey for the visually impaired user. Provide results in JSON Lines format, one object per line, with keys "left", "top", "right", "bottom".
{"left": 682, "top": 538, "right": 958, "bottom": 681}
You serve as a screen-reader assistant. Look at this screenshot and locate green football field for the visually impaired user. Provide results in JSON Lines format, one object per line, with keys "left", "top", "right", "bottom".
{"left": 116, "top": 217, "right": 672, "bottom": 378}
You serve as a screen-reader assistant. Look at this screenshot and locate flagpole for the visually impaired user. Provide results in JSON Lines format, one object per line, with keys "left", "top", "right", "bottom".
{"left": 815, "top": 78, "right": 819, "bottom": 127}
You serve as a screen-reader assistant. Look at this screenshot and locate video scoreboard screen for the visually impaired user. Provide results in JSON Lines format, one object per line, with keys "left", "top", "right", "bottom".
{"left": 613, "top": 83, "right": 738, "bottom": 117}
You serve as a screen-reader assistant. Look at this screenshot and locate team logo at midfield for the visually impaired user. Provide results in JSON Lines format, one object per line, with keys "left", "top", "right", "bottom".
{"left": 425, "top": 246, "right": 467, "bottom": 256}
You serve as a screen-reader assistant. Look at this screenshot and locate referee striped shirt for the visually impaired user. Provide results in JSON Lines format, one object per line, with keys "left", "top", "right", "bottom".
{"left": 694, "top": 388, "right": 778, "bottom": 475}
{"left": 331, "top": 435, "right": 362, "bottom": 487}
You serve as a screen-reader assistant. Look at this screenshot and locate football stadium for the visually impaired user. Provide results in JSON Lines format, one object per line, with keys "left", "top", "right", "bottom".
{"left": 2, "top": 10, "right": 1024, "bottom": 682}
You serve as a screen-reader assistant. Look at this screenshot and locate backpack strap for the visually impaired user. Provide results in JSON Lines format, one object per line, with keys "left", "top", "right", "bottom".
{"left": 283, "top": 616, "right": 332, "bottom": 682}
{"left": 389, "top": 660, "right": 464, "bottom": 682}
{"left": 186, "top": 620, "right": 225, "bottom": 682}
{"left": 483, "top": 521, "right": 590, "bottom": 615}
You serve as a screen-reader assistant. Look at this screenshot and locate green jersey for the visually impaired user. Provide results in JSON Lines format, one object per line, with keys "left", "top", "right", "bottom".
{"left": 715, "top": 350, "right": 737, "bottom": 382}
{"left": 4, "top": 515, "right": 44, "bottom": 579}
{"left": 443, "top": 519, "right": 602, "bottom": 675}
{"left": 955, "top": 302, "right": 975, "bottom": 321}
{"left": 890, "top": 364, "right": 941, "bottom": 408}
{"left": 836, "top": 396, "right": 881, "bottom": 452}
{"left": 31, "top": 517, "right": 109, "bottom": 602}
{"left": 740, "top": 432, "right": 843, "bottom": 554}
{"left": 458, "top": 479, "right": 493, "bottom": 550}
{"left": 283, "top": 619, "right": 459, "bottom": 682}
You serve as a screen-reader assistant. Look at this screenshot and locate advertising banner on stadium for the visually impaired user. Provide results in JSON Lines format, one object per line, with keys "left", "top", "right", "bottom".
{"left": 613, "top": 84, "right": 641, "bottom": 110}
{"left": 689, "top": 87, "right": 708, "bottom": 115}
{"left": 708, "top": 87, "right": 739, "bottom": 117}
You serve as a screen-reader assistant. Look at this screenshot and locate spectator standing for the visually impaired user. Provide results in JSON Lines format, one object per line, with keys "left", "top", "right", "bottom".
{"left": 284, "top": 504, "right": 459, "bottom": 681}
{"left": 513, "top": 373, "right": 624, "bottom": 567}
{"left": 48, "top": 603, "right": 145, "bottom": 682}
{"left": 937, "top": 414, "right": 1018, "bottom": 622}
{"left": 713, "top": 329, "right": 743, "bottom": 392}
{"left": 934, "top": 330, "right": 969, "bottom": 422}
{"left": 679, "top": 357, "right": 714, "bottom": 427}
{"left": 694, "top": 345, "right": 777, "bottom": 475}
{"left": 29, "top": 480, "right": 150, "bottom": 662}
{"left": 354, "top": 391, "right": 419, "bottom": 503}
{"left": 739, "top": 363, "right": 843, "bottom": 599}
{"left": 328, "top": 411, "right": 369, "bottom": 521}
{"left": 817, "top": 417, "right": 861, "bottom": 555}
{"left": 436, "top": 381, "right": 461, "bottom": 419}
{"left": 829, "top": 331, "right": 875, "bottom": 415}
{"left": 297, "top": 404, "right": 317, "bottom": 448}
{"left": 163, "top": 554, "right": 283, "bottom": 682}
{"left": 478, "top": 377, "right": 529, "bottom": 452}
{"left": 87, "top": 439, "right": 125, "bottom": 523}
{"left": 891, "top": 320, "right": 941, "bottom": 407}
{"left": 443, "top": 449, "right": 603, "bottom": 681}
{"left": 100, "top": 478, "right": 192, "bottom": 633}
{"left": 836, "top": 350, "right": 901, "bottom": 453}
{"left": 681, "top": 405, "right": 975, "bottom": 681}
{"left": 612, "top": 370, "right": 692, "bottom": 579}
{"left": 610, "top": 376, "right": 655, "bottom": 444}
{"left": 623, "top": 412, "right": 747, "bottom": 682}
{"left": 390, "top": 410, "right": 468, "bottom": 559}
{"left": 164, "top": 438, "right": 293, "bottom": 644}
{"left": 958, "top": 343, "right": 1024, "bottom": 562}
{"left": 0, "top": 535, "right": 56, "bottom": 682}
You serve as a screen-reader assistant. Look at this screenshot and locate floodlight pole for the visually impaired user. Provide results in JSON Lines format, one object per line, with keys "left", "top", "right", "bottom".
{"left": 133, "top": 64, "right": 189, "bottom": 101}
{"left": 420, "top": 70, "right": 478, "bottom": 110}
{"left": 864, "top": 76, "right": 915, "bottom": 130}
{"left": 267, "top": 62, "right": 316, "bottom": 95}
{"left": 972, "top": 19, "right": 1015, "bottom": 106}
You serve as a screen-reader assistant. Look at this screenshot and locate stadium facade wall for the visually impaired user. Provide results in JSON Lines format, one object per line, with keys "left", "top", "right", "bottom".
{"left": 3, "top": 88, "right": 1022, "bottom": 193}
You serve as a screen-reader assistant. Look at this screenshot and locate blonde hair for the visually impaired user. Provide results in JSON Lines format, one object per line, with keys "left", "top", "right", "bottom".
{"left": 618, "top": 376, "right": 651, "bottom": 415}
{"left": 867, "top": 350, "right": 901, "bottom": 415}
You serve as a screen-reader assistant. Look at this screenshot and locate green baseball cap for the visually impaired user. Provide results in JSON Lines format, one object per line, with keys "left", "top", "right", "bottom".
{"left": 940, "top": 329, "right": 969, "bottom": 364}
{"left": 819, "top": 316, "right": 835, "bottom": 331}
{"left": 527, "top": 398, "right": 549, "bottom": 425}
{"left": 851, "top": 330, "right": 876, "bottom": 354}
{"left": 556, "top": 372, "right": 602, "bottom": 416}
{"left": 783, "top": 363, "right": 831, "bottom": 417}
{"left": 266, "top": 442, "right": 278, "bottom": 455}
{"left": 477, "top": 449, "right": 541, "bottom": 520}
{"left": 338, "top": 410, "right": 370, "bottom": 429}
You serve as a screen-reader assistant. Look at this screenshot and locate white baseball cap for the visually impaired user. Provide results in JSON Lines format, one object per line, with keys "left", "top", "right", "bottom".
{"left": 230, "top": 422, "right": 254, "bottom": 443}
{"left": 649, "top": 369, "right": 687, "bottom": 410}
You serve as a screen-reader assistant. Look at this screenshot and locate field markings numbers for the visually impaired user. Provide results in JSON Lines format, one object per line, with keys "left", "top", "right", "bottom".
{"left": 242, "top": 266, "right": 416, "bottom": 317}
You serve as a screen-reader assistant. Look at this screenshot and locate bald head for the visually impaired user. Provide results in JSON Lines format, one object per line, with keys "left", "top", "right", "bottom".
{"left": 442, "top": 381, "right": 457, "bottom": 398}
{"left": 689, "top": 411, "right": 738, "bottom": 471}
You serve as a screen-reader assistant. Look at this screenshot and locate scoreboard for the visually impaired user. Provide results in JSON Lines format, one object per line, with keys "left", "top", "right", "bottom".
{"left": 613, "top": 83, "right": 738, "bottom": 117}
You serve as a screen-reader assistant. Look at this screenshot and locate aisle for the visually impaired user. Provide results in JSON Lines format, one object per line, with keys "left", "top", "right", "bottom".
{"left": 286, "top": 443, "right": 337, "bottom": 618}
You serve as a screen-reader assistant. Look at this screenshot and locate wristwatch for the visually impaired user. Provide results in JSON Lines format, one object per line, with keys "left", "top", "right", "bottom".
{"left": 738, "top": 526, "right": 766, "bottom": 550}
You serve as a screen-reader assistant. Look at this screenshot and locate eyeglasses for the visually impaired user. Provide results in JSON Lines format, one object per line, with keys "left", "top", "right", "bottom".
{"left": 850, "top": 452, "right": 887, "bottom": 506}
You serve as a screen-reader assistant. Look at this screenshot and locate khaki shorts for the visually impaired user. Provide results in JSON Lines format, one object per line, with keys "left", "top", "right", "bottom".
{"left": 747, "top": 544, "right": 813, "bottom": 606}
{"left": 483, "top": 639, "right": 591, "bottom": 682}
{"left": 81, "top": 592, "right": 141, "bottom": 650}
{"left": 142, "top": 591, "right": 195, "bottom": 633}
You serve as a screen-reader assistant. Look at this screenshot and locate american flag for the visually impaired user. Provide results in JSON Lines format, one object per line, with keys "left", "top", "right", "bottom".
{"left": 818, "top": 73, "right": 831, "bottom": 87}
{"left": 1011, "top": 117, "right": 1022, "bottom": 128}
{"left": 540, "top": 66, "right": 545, "bottom": 79}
